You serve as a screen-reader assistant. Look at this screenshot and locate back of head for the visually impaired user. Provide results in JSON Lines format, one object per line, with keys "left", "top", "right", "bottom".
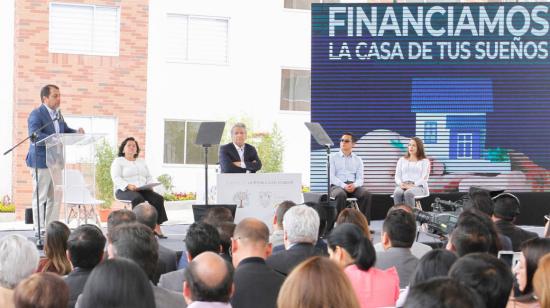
{"left": 133, "top": 202, "right": 158, "bottom": 230}
{"left": 304, "top": 202, "right": 328, "bottom": 238}
{"left": 79, "top": 258, "right": 155, "bottom": 308}
{"left": 184, "top": 252, "right": 234, "bottom": 303}
{"left": 107, "top": 209, "right": 136, "bottom": 234}
{"left": 67, "top": 224, "right": 106, "bottom": 269}
{"left": 449, "top": 253, "right": 513, "bottom": 308}
{"left": 520, "top": 237, "right": 550, "bottom": 295}
{"left": 203, "top": 207, "right": 233, "bottom": 227}
{"left": 469, "top": 190, "right": 494, "bottom": 216}
{"left": 327, "top": 223, "right": 375, "bottom": 271}
{"left": 534, "top": 254, "right": 550, "bottom": 308}
{"left": 185, "top": 222, "right": 221, "bottom": 259}
{"left": 277, "top": 256, "right": 360, "bottom": 308}
{"left": 405, "top": 277, "right": 485, "bottom": 308}
{"left": 0, "top": 234, "right": 39, "bottom": 289}
{"left": 336, "top": 208, "right": 371, "bottom": 238}
{"left": 234, "top": 218, "right": 270, "bottom": 245}
{"left": 217, "top": 221, "right": 236, "bottom": 256}
{"left": 43, "top": 221, "right": 71, "bottom": 275}
{"left": 108, "top": 222, "right": 158, "bottom": 281}
{"left": 492, "top": 193, "right": 520, "bottom": 221}
{"left": 283, "top": 205, "right": 320, "bottom": 245}
{"left": 14, "top": 272, "right": 68, "bottom": 308}
{"left": 410, "top": 249, "right": 457, "bottom": 287}
{"left": 451, "top": 213, "right": 492, "bottom": 257}
{"left": 458, "top": 208, "right": 501, "bottom": 255}
{"left": 275, "top": 200, "right": 297, "bottom": 229}
{"left": 382, "top": 209, "right": 416, "bottom": 248}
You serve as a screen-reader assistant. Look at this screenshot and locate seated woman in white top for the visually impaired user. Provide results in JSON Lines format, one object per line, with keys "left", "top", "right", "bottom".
{"left": 110, "top": 137, "right": 168, "bottom": 237}
{"left": 393, "top": 137, "right": 430, "bottom": 208}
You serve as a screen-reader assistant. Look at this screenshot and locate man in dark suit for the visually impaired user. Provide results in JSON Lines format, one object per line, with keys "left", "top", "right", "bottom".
{"left": 266, "top": 205, "right": 323, "bottom": 276}
{"left": 26, "top": 85, "right": 83, "bottom": 234}
{"left": 231, "top": 218, "right": 285, "bottom": 308}
{"left": 219, "top": 123, "right": 261, "bottom": 173}
{"left": 64, "top": 224, "right": 106, "bottom": 308}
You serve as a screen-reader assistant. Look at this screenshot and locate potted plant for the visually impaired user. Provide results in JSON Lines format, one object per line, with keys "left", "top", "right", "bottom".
{"left": 95, "top": 141, "right": 116, "bottom": 222}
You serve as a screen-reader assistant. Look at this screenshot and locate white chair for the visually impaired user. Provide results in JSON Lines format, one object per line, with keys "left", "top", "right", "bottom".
{"left": 63, "top": 169, "right": 103, "bottom": 226}
{"left": 345, "top": 197, "right": 360, "bottom": 211}
{"left": 114, "top": 196, "right": 133, "bottom": 209}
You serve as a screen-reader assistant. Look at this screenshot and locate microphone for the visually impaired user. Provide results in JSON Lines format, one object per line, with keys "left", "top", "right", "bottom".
{"left": 57, "top": 109, "right": 64, "bottom": 123}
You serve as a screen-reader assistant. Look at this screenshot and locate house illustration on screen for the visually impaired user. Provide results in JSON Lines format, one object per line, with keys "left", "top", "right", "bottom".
{"left": 411, "top": 78, "right": 510, "bottom": 173}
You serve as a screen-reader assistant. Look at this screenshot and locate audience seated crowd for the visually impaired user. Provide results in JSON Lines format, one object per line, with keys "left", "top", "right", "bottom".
{"left": 1, "top": 190, "right": 550, "bottom": 308}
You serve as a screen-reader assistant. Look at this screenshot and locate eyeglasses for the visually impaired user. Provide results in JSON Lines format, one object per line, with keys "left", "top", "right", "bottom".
{"left": 340, "top": 139, "right": 352, "bottom": 143}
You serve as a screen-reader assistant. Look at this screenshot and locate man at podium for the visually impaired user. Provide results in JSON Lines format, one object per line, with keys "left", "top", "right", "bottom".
{"left": 26, "top": 85, "right": 84, "bottom": 235}
{"left": 219, "top": 123, "right": 262, "bottom": 173}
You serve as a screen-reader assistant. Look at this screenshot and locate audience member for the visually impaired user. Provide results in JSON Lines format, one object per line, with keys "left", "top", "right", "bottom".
{"left": 447, "top": 211, "right": 493, "bottom": 257}
{"left": 14, "top": 272, "right": 68, "bottom": 308}
{"left": 335, "top": 208, "right": 371, "bottom": 240}
{"left": 492, "top": 193, "right": 538, "bottom": 251}
{"left": 449, "top": 253, "right": 514, "bottom": 308}
{"left": 270, "top": 201, "right": 296, "bottom": 247}
{"left": 217, "top": 221, "right": 236, "bottom": 263}
{"left": 231, "top": 218, "right": 285, "bottom": 308}
{"left": 374, "top": 205, "right": 431, "bottom": 259}
{"left": 78, "top": 258, "right": 155, "bottom": 308}
{"left": 468, "top": 189, "right": 494, "bottom": 216}
{"left": 404, "top": 277, "right": 485, "bottom": 308}
{"left": 375, "top": 209, "right": 419, "bottom": 288}
{"left": 459, "top": 208, "right": 509, "bottom": 254}
{"left": 37, "top": 221, "right": 71, "bottom": 275}
{"left": 303, "top": 201, "right": 329, "bottom": 254}
{"left": 134, "top": 202, "right": 178, "bottom": 275}
{"left": 108, "top": 222, "right": 186, "bottom": 308}
{"left": 183, "top": 252, "right": 234, "bottom": 308}
{"left": 509, "top": 238, "right": 550, "bottom": 307}
{"left": 533, "top": 254, "right": 550, "bottom": 308}
{"left": 277, "top": 256, "right": 360, "bottom": 308}
{"left": 266, "top": 205, "right": 323, "bottom": 275}
{"left": 0, "top": 234, "right": 39, "bottom": 308}
{"left": 203, "top": 207, "right": 233, "bottom": 227}
{"left": 159, "top": 222, "right": 221, "bottom": 293}
{"left": 107, "top": 208, "right": 136, "bottom": 235}
{"left": 64, "top": 224, "right": 106, "bottom": 308}
{"left": 396, "top": 249, "right": 457, "bottom": 307}
{"left": 327, "top": 223, "right": 399, "bottom": 308}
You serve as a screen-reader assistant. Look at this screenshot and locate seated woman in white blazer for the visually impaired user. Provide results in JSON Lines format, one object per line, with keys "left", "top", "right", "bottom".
{"left": 393, "top": 137, "right": 430, "bottom": 207}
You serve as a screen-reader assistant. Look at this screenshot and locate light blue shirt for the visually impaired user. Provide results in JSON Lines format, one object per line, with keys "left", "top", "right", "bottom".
{"left": 330, "top": 151, "right": 364, "bottom": 188}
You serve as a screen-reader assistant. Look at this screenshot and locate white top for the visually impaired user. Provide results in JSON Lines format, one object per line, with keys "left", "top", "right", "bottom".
{"left": 330, "top": 151, "right": 364, "bottom": 188}
{"left": 394, "top": 157, "right": 430, "bottom": 188}
{"left": 110, "top": 157, "right": 153, "bottom": 191}
{"left": 233, "top": 143, "right": 246, "bottom": 168}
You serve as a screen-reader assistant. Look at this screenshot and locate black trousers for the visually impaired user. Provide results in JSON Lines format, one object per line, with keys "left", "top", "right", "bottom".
{"left": 330, "top": 185, "right": 372, "bottom": 222}
{"left": 116, "top": 189, "right": 168, "bottom": 225}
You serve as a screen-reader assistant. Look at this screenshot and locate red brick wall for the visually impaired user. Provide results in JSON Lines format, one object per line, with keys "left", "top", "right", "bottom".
{"left": 12, "top": 0, "right": 149, "bottom": 217}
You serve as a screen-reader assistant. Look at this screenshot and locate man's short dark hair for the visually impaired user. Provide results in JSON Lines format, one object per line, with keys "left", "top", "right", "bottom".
{"left": 67, "top": 224, "right": 106, "bottom": 269}
{"left": 382, "top": 209, "right": 416, "bottom": 248}
{"left": 184, "top": 257, "right": 234, "bottom": 302}
{"left": 40, "top": 84, "right": 59, "bottom": 103}
{"left": 133, "top": 203, "right": 157, "bottom": 230}
{"left": 451, "top": 215, "right": 492, "bottom": 257}
{"left": 217, "top": 222, "right": 236, "bottom": 256}
{"left": 341, "top": 132, "right": 356, "bottom": 143}
{"left": 449, "top": 253, "right": 513, "bottom": 308}
{"left": 107, "top": 209, "right": 136, "bottom": 235}
{"left": 108, "top": 222, "right": 158, "bottom": 281}
{"left": 404, "top": 277, "right": 485, "bottom": 308}
{"left": 275, "top": 201, "right": 297, "bottom": 229}
{"left": 185, "top": 222, "right": 221, "bottom": 259}
{"left": 203, "top": 208, "right": 233, "bottom": 227}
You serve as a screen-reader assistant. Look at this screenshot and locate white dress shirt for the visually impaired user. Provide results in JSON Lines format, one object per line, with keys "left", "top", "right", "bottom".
{"left": 330, "top": 151, "right": 364, "bottom": 188}
{"left": 233, "top": 143, "right": 246, "bottom": 168}
{"left": 44, "top": 104, "right": 60, "bottom": 133}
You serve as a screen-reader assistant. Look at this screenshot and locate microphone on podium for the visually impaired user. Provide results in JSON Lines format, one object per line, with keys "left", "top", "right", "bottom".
{"left": 57, "top": 109, "right": 64, "bottom": 122}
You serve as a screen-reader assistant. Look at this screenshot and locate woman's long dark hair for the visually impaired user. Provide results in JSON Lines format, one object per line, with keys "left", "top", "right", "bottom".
{"left": 410, "top": 249, "right": 457, "bottom": 287}
{"left": 43, "top": 221, "right": 72, "bottom": 275}
{"left": 520, "top": 238, "right": 550, "bottom": 296}
{"left": 118, "top": 137, "right": 140, "bottom": 158}
{"left": 327, "top": 223, "right": 375, "bottom": 271}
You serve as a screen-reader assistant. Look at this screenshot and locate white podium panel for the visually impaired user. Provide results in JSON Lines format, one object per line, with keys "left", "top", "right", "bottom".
{"left": 217, "top": 173, "right": 303, "bottom": 228}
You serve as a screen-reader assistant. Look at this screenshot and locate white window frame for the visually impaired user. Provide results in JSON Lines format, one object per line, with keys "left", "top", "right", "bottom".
{"left": 163, "top": 119, "right": 220, "bottom": 166}
{"left": 165, "top": 14, "right": 230, "bottom": 66}
{"left": 457, "top": 133, "right": 473, "bottom": 159}
{"left": 49, "top": 2, "right": 120, "bottom": 56}
{"left": 424, "top": 121, "right": 437, "bottom": 144}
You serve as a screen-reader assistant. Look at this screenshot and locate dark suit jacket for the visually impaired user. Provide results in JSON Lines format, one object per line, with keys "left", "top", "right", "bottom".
{"left": 495, "top": 220, "right": 539, "bottom": 251}
{"left": 64, "top": 267, "right": 92, "bottom": 308}
{"left": 266, "top": 242, "right": 322, "bottom": 276}
{"left": 26, "top": 104, "right": 76, "bottom": 168}
{"left": 231, "top": 257, "right": 285, "bottom": 308}
{"left": 158, "top": 243, "right": 178, "bottom": 276}
{"left": 219, "top": 143, "right": 262, "bottom": 173}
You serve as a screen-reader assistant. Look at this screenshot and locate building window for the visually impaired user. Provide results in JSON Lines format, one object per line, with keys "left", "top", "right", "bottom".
{"left": 164, "top": 120, "right": 219, "bottom": 165}
{"left": 166, "top": 14, "right": 229, "bottom": 64}
{"left": 280, "top": 69, "right": 311, "bottom": 111}
{"left": 285, "top": 0, "right": 340, "bottom": 10}
{"left": 457, "top": 133, "right": 473, "bottom": 159}
{"left": 424, "top": 121, "right": 437, "bottom": 144}
{"left": 49, "top": 3, "right": 120, "bottom": 56}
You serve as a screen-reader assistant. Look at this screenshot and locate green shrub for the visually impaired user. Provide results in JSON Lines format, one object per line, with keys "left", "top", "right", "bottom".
{"left": 95, "top": 141, "right": 116, "bottom": 208}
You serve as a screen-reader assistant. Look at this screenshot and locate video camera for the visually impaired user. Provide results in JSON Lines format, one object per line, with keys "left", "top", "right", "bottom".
{"left": 413, "top": 198, "right": 464, "bottom": 238}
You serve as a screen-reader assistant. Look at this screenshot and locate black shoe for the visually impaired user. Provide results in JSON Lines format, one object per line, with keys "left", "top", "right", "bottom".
{"left": 155, "top": 231, "right": 168, "bottom": 239}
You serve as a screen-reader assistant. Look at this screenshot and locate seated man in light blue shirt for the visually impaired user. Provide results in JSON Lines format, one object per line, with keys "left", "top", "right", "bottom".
{"left": 330, "top": 132, "right": 372, "bottom": 220}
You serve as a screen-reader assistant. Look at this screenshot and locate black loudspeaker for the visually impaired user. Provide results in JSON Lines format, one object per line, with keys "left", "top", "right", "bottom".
{"left": 192, "top": 204, "right": 237, "bottom": 223}
{"left": 25, "top": 208, "right": 33, "bottom": 224}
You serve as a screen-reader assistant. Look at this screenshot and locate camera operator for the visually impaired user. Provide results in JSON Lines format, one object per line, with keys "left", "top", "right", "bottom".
{"left": 491, "top": 193, "right": 538, "bottom": 251}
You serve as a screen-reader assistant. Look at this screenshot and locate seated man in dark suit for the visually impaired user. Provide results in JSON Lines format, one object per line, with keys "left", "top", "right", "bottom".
{"left": 231, "top": 218, "right": 285, "bottom": 308}
{"left": 64, "top": 224, "right": 106, "bottom": 308}
{"left": 219, "top": 123, "right": 262, "bottom": 173}
{"left": 375, "top": 209, "right": 419, "bottom": 288}
{"left": 134, "top": 202, "right": 178, "bottom": 276}
{"left": 491, "top": 193, "right": 538, "bottom": 251}
{"left": 266, "top": 205, "right": 323, "bottom": 276}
